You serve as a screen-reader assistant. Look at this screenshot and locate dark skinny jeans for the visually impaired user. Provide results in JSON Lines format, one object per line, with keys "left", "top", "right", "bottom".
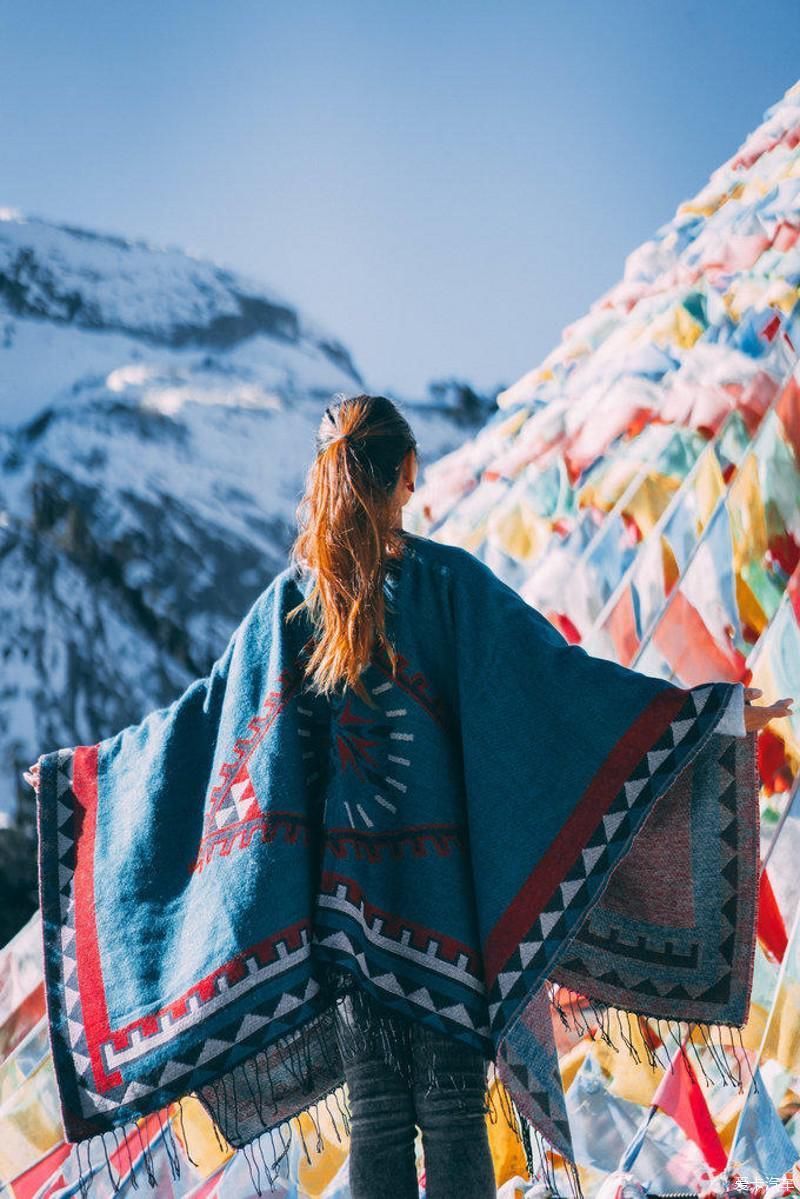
{"left": 336, "top": 999, "right": 496, "bottom": 1199}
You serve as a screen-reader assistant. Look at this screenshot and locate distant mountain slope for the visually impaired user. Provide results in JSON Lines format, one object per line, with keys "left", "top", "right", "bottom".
{"left": 0, "top": 214, "right": 498, "bottom": 872}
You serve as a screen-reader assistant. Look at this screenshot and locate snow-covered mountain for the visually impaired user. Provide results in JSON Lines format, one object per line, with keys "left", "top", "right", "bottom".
{"left": 0, "top": 212, "right": 499, "bottom": 875}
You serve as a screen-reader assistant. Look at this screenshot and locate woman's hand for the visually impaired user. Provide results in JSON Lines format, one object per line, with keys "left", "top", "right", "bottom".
{"left": 743, "top": 687, "right": 794, "bottom": 733}
{"left": 22, "top": 761, "right": 41, "bottom": 794}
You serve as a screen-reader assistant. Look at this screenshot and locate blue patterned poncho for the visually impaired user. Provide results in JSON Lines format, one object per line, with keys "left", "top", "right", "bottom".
{"left": 35, "top": 529, "right": 759, "bottom": 1196}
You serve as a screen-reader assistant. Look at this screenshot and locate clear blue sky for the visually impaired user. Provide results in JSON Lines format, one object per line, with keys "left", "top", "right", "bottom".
{"left": 1, "top": 1, "right": 798, "bottom": 397}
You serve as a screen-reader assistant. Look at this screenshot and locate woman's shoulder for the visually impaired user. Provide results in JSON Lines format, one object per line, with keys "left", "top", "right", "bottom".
{"left": 401, "top": 530, "right": 495, "bottom": 582}
{"left": 239, "top": 558, "right": 313, "bottom": 624}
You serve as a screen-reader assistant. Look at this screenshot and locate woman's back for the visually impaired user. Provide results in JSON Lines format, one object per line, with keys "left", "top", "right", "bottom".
{"left": 31, "top": 395, "right": 763, "bottom": 1199}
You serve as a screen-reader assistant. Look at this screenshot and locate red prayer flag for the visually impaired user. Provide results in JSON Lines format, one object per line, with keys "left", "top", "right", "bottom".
{"left": 8, "top": 1143, "right": 72, "bottom": 1199}
{"left": 651, "top": 1040, "right": 727, "bottom": 1171}
{"left": 758, "top": 866, "right": 788, "bottom": 964}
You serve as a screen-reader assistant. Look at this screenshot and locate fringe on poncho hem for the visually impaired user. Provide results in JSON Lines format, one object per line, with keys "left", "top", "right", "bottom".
{"left": 62, "top": 976, "right": 756, "bottom": 1199}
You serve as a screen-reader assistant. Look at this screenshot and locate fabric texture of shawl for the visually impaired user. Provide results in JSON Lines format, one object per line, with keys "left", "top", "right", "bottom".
{"left": 34, "top": 529, "right": 760, "bottom": 1196}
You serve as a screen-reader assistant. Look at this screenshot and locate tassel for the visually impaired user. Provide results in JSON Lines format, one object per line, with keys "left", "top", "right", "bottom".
{"left": 155, "top": 1108, "right": 181, "bottom": 1181}
{"left": 273, "top": 1118, "right": 292, "bottom": 1169}
{"left": 110, "top": 1131, "right": 128, "bottom": 1189}
{"left": 332, "top": 1082, "right": 351, "bottom": 1136}
{"left": 301, "top": 1027, "right": 315, "bottom": 1086}
{"left": 545, "top": 978, "right": 756, "bottom": 1099}
{"left": 686, "top": 1022, "right": 714, "bottom": 1087}
{"left": 496, "top": 1076, "right": 520, "bottom": 1134}
{"left": 485, "top": 1084, "right": 499, "bottom": 1124}
{"left": 724, "top": 1024, "right": 743, "bottom": 1090}
{"left": 735, "top": 1023, "right": 758, "bottom": 1091}
{"left": 241, "top": 1139, "right": 262, "bottom": 1197}
{"left": 174, "top": 1096, "right": 200, "bottom": 1167}
{"left": 664, "top": 1019, "right": 683, "bottom": 1071}
{"left": 714, "top": 1023, "right": 742, "bottom": 1087}
{"left": 570, "top": 988, "right": 589, "bottom": 1036}
{"left": 143, "top": 1130, "right": 157, "bottom": 1188}
{"left": 315, "top": 1019, "right": 340, "bottom": 1076}
{"left": 254, "top": 1132, "right": 276, "bottom": 1188}
{"left": 122, "top": 1121, "right": 141, "bottom": 1190}
{"left": 75, "top": 1139, "right": 88, "bottom": 1199}
{"left": 261, "top": 1048, "right": 280, "bottom": 1114}
{"left": 306, "top": 1100, "right": 324, "bottom": 1153}
{"left": 219, "top": 1073, "right": 230, "bottom": 1143}
{"left": 241, "top": 1054, "right": 266, "bottom": 1125}
{"left": 252, "top": 1055, "right": 268, "bottom": 1121}
{"left": 267, "top": 1127, "right": 279, "bottom": 1172}
{"left": 564, "top": 1155, "right": 586, "bottom": 1199}
{"left": 208, "top": 1097, "right": 228, "bottom": 1152}
{"left": 697, "top": 1021, "right": 727, "bottom": 1078}
{"left": 638, "top": 1018, "right": 660, "bottom": 1071}
{"left": 97, "top": 1130, "right": 119, "bottom": 1194}
{"left": 518, "top": 1115, "right": 536, "bottom": 1180}
{"left": 535, "top": 1125, "right": 560, "bottom": 1193}
{"left": 548, "top": 982, "right": 572, "bottom": 1031}
{"left": 294, "top": 1110, "right": 313, "bottom": 1165}
{"left": 323, "top": 1091, "right": 343, "bottom": 1143}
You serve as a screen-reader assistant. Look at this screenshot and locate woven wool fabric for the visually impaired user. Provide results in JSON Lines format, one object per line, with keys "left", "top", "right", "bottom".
{"left": 35, "top": 529, "right": 760, "bottom": 1194}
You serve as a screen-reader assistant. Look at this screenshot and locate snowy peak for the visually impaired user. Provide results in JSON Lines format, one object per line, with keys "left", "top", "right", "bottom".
{"left": 0, "top": 212, "right": 361, "bottom": 389}
{"left": 0, "top": 208, "right": 497, "bottom": 863}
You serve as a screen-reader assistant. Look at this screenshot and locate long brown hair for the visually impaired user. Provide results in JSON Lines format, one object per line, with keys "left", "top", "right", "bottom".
{"left": 287, "top": 393, "right": 419, "bottom": 706}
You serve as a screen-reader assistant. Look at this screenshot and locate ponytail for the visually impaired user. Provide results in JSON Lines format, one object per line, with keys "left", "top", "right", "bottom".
{"left": 287, "top": 393, "right": 418, "bottom": 707}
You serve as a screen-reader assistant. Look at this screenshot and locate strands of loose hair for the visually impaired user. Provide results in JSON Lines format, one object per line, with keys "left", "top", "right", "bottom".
{"left": 286, "top": 394, "right": 417, "bottom": 707}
